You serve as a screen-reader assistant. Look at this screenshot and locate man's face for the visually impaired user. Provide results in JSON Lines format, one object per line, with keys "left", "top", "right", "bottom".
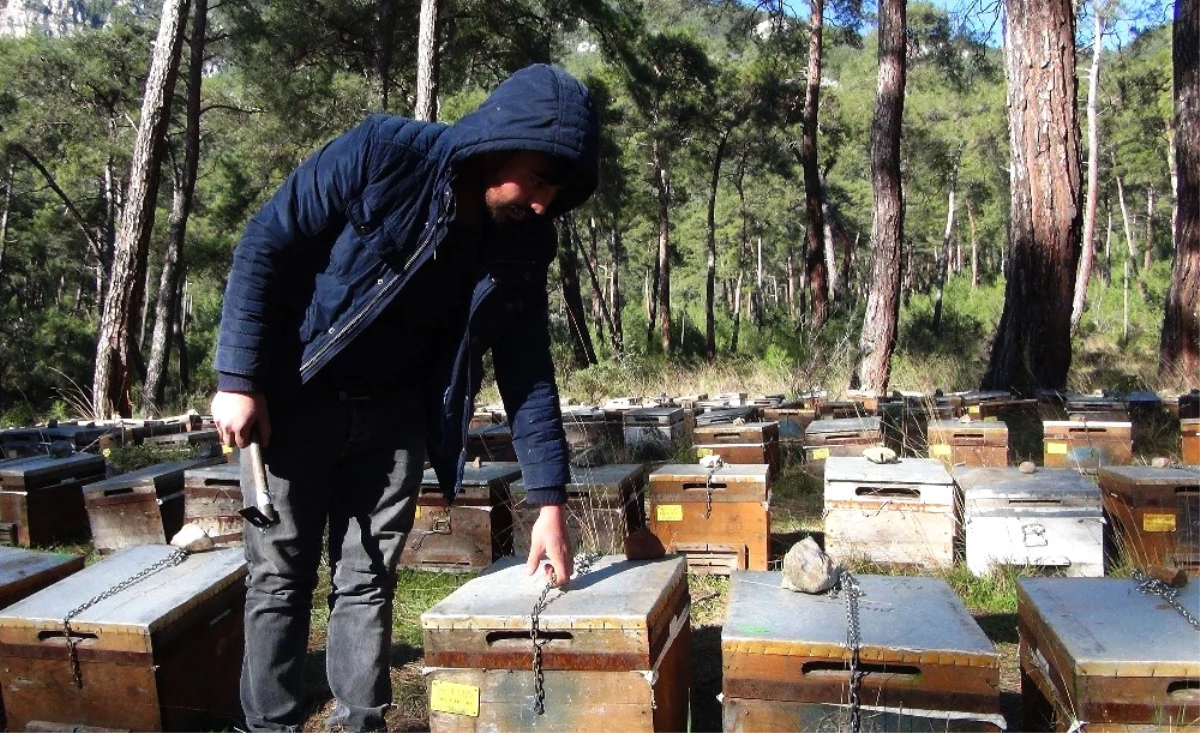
{"left": 483, "top": 151, "right": 565, "bottom": 225}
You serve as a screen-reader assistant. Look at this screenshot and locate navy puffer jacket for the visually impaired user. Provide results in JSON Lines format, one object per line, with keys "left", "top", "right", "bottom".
{"left": 214, "top": 64, "right": 600, "bottom": 505}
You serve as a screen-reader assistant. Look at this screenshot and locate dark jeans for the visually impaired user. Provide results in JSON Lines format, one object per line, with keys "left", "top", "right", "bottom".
{"left": 240, "top": 391, "right": 426, "bottom": 731}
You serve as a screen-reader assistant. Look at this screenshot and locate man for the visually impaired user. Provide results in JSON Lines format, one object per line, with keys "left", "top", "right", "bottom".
{"left": 211, "top": 64, "right": 599, "bottom": 731}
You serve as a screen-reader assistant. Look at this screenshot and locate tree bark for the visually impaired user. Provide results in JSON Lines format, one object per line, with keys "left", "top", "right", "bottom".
{"left": 143, "top": 0, "right": 207, "bottom": 415}
{"left": 1115, "top": 172, "right": 1139, "bottom": 277}
{"left": 801, "top": 0, "right": 830, "bottom": 329}
{"left": 1161, "top": 0, "right": 1200, "bottom": 382}
{"left": 609, "top": 227, "right": 624, "bottom": 349}
{"left": 851, "top": 0, "right": 906, "bottom": 392}
{"left": 0, "top": 163, "right": 12, "bottom": 291}
{"left": 969, "top": 201, "right": 979, "bottom": 289}
{"left": 415, "top": 0, "right": 440, "bottom": 121}
{"left": 932, "top": 151, "right": 961, "bottom": 334}
{"left": 651, "top": 141, "right": 672, "bottom": 352}
{"left": 705, "top": 132, "right": 729, "bottom": 360}
{"left": 1071, "top": 3, "right": 1104, "bottom": 334}
{"left": 1144, "top": 186, "right": 1155, "bottom": 270}
{"left": 557, "top": 220, "right": 597, "bottom": 368}
{"left": 377, "top": 0, "right": 399, "bottom": 110}
{"left": 576, "top": 218, "right": 621, "bottom": 356}
{"left": 981, "top": 0, "right": 1081, "bottom": 395}
{"left": 93, "top": 0, "right": 191, "bottom": 418}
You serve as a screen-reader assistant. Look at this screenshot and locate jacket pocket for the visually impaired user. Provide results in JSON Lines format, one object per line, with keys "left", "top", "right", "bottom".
{"left": 299, "top": 273, "right": 351, "bottom": 344}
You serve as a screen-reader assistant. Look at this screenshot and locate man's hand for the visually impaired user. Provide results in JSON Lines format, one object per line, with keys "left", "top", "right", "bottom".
{"left": 212, "top": 391, "right": 271, "bottom": 448}
{"left": 526, "top": 503, "right": 573, "bottom": 587}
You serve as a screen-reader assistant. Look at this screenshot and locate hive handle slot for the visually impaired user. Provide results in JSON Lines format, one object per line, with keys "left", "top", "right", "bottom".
{"left": 203, "top": 479, "right": 239, "bottom": 488}
{"left": 682, "top": 482, "right": 727, "bottom": 492}
{"left": 801, "top": 661, "right": 921, "bottom": 680}
{"left": 102, "top": 487, "right": 134, "bottom": 497}
{"left": 37, "top": 629, "right": 98, "bottom": 644}
{"left": 1167, "top": 681, "right": 1200, "bottom": 702}
{"left": 1066, "top": 427, "right": 1107, "bottom": 435}
{"left": 1176, "top": 486, "right": 1199, "bottom": 495}
{"left": 854, "top": 486, "right": 920, "bottom": 499}
{"left": 1007, "top": 499, "right": 1063, "bottom": 506}
{"left": 485, "top": 630, "right": 573, "bottom": 647}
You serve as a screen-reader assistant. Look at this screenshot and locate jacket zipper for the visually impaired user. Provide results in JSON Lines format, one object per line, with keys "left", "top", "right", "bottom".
{"left": 299, "top": 210, "right": 446, "bottom": 377}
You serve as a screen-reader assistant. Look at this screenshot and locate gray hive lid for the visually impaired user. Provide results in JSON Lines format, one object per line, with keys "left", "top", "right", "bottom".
{"left": 512, "top": 464, "right": 643, "bottom": 494}
{"left": 825, "top": 457, "right": 954, "bottom": 486}
{"left": 422, "top": 462, "right": 521, "bottom": 487}
{"left": 1097, "top": 466, "right": 1200, "bottom": 486}
{"left": 804, "top": 416, "right": 882, "bottom": 435}
{"left": 954, "top": 466, "right": 1100, "bottom": 501}
{"left": 723, "top": 572, "right": 998, "bottom": 663}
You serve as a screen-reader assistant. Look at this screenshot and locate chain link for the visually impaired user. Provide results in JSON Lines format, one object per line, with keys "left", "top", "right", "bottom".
{"left": 530, "top": 551, "right": 602, "bottom": 715}
{"left": 831, "top": 569, "right": 864, "bottom": 733}
{"left": 410, "top": 512, "right": 453, "bottom": 550}
{"left": 62, "top": 548, "right": 189, "bottom": 687}
{"left": 704, "top": 467, "right": 715, "bottom": 519}
{"left": 1133, "top": 570, "right": 1200, "bottom": 630}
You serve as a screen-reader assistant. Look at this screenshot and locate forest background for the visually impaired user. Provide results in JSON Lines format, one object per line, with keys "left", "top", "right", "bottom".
{"left": 0, "top": 0, "right": 1193, "bottom": 423}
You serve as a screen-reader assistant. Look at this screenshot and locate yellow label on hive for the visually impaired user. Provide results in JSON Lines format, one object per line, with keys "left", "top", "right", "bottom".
{"left": 1143, "top": 513, "right": 1176, "bottom": 532}
{"left": 222, "top": 444, "right": 234, "bottom": 454}
{"left": 968, "top": 405, "right": 980, "bottom": 415}
{"left": 696, "top": 447, "right": 714, "bottom": 458}
{"left": 1046, "top": 442, "right": 1068, "bottom": 455}
{"left": 656, "top": 504, "right": 684, "bottom": 522}
{"left": 415, "top": 506, "right": 422, "bottom": 519}
{"left": 984, "top": 416, "right": 998, "bottom": 422}
{"left": 102, "top": 448, "right": 112, "bottom": 458}
{"left": 930, "top": 444, "right": 952, "bottom": 458}
{"left": 430, "top": 680, "right": 479, "bottom": 717}
{"left": 812, "top": 448, "right": 830, "bottom": 460}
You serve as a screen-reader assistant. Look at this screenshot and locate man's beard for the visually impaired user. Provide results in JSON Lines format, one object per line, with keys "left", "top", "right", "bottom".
{"left": 486, "top": 201, "right": 535, "bottom": 227}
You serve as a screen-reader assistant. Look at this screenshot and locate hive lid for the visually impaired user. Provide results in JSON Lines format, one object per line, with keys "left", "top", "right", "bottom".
{"left": 422, "top": 462, "right": 521, "bottom": 487}
{"left": 83, "top": 457, "right": 221, "bottom": 494}
{"left": 650, "top": 464, "right": 770, "bottom": 482}
{"left": 0, "top": 547, "right": 82, "bottom": 590}
{"left": 1018, "top": 577, "right": 1200, "bottom": 677}
{"left": 927, "top": 419, "right": 1008, "bottom": 434}
{"left": 804, "top": 417, "right": 881, "bottom": 435}
{"left": 0, "top": 545, "right": 246, "bottom": 644}
{"left": 723, "top": 572, "right": 998, "bottom": 664}
{"left": 825, "top": 457, "right": 954, "bottom": 486}
{"left": 184, "top": 461, "right": 240, "bottom": 483}
{"left": 1097, "top": 466, "right": 1200, "bottom": 486}
{"left": 421, "top": 555, "right": 686, "bottom": 632}
{"left": 512, "top": 464, "right": 643, "bottom": 494}
{"left": 955, "top": 467, "right": 1100, "bottom": 500}
{"left": 0, "top": 453, "right": 106, "bottom": 485}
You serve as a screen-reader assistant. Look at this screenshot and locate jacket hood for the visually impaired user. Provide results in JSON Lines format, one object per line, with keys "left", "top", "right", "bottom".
{"left": 450, "top": 64, "right": 600, "bottom": 217}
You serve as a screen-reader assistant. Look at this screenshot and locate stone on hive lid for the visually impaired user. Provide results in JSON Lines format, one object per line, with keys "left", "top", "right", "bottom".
{"left": 780, "top": 536, "right": 836, "bottom": 593}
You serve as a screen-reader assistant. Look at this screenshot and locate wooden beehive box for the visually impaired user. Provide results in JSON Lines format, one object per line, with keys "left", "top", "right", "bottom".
{"left": 509, "top": 464, "right": 646, "bottom": 556}
{"left": 696, "top": 406, "right": 761, "bottom": 427}
{"left": 802, "top": 417, "right": 885, "bottom": 478}
{"left": 560, "top": 407, "right": 609, "bottom": 450}
{"left": 421, "top": 555, "right": 690, "bottom": 732}
{"left": 84, "top": 458, "right": 222, "bottom": 554}
{"left": 141, "top": 428, "right": 221, "bottom": 448}
{"left": 0, "top": 545, "right": 247, "bottom": 731}
{"left": 956, "top": 467, "right": 1104, "bottom": 577}
{"left": 182, "top": 462, "right": 243, "bottom": 545}
{"left": 927, "top": 419, "right": 1010, "bottom": 469}
{"left": 760, "top": 405, "right": 816, "bottom": 446}
{"left": 1066, "top": 395, "right": 1130, "bottom": 423}
{"left": 1043, "top": 420, "right": 1133, "bottom": 473}
{"left": 694, "top": 421, "right": 781, "bottom": 477}
{"left": 623, "top": 407, "right": 685, "bottom": 452}
{"left": 0, "top": 454, "right": 105, "bottom": 547}
{"left": 648, "top": 464, "right": 769, "bottom": 574}
{"left": 466, "top": 424, "right": 518, "bottom": 462}
{"left": 1018, "top": 577, "right": 1200, "bottom": 732}
{"left": 1098, "top": 466, "right": 1199, "bottom": 575}
{"left": 1181, "top": 391, "right": 1200, "bottom": 420}
{"left": 401, "top": 463, "right": 520, "bottom": 572}
{"left": 824, "top": 457, "right": 958, "bottom": 567}
{"left": 818, "top": 400, "right": 866, "bottom": 420}
{"left": 1183, "top": 418, "right": 1199, "bottom": 465}
{"left": 0, "top": 547, "right": 84, "bottom": 610}
{"left": 723, "top": 572, "right": 1002, "bottom": 732}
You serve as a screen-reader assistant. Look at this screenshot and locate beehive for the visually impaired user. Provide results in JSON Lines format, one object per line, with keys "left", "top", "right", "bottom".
{"left": 957, "top": 466, "right": 1104, "bottom": 577}
{"left": 1042, "top": 420, "right": 1132, "bottom": 473}
{"left": 693, "top": 421, "right": 780, "bottom": 477}
{"left": 84, "top": 458, "right": 222, "bottom": 554}
{"left": 509, "top": 464, "right": 646, "bottom": 556}
{"left": 648, "top": 464, "right": 770, "bottom": 574}
{"left": 1098, "top": 466, "right": 1199, "bottom": 575}
{"left": 1183, "top": 418, "right": 1199, "bottom": 465}
{"left": 421, "top": 555, "right": 691, "bottom": 732}
{"left": 927, "top": 419, "right": 1009, "bottom": 469}
{"left": 0, "top": 454, "right": 104, "bottom": 547}
{"left": 0, "top": 545, "right": 246, "bottom": 731}
{"left": 824, "top": 457, "right": 958, "bottom": 567}
{"left": 723, "top": 572, "right": 1003, "bottom": 732}
{"left": 182, "top": 462, "right": 243, "bottom": 546}
{"left": 1019, "top": 577, "right": 1200, "bottom": 731}
{"left": 466, "top": 424, "right": 518, "bottom": 462}
{"left": 623, "top": 408, "right": 685, "bottom": 452}
{"left": 401, "top": 463, "right": 520, "bottom": 572}
{"left": 0, "top": 547, "right": 84, "bottom": 610}
{"left": 802, "top": 417, "right": 885, "bottom": 478}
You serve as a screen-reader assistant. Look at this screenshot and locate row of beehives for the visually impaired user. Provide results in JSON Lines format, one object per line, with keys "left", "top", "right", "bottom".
{"left": 0, "top": 545, "right": 1194, "bottom": 732}
{"left": 0, "top": 413, "right": 217, "bottom": 460}
{"left": 821, "top": 456, "right": 1200, "bottom": 578}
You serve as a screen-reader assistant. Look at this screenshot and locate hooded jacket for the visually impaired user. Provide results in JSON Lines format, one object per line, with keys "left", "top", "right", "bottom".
{"left": 214, "top": 64, "right": 600, "bottom": 505}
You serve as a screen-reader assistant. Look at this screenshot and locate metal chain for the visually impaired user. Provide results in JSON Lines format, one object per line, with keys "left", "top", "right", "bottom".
{"left": 704, "top": 467, "right": 716, "bottom": 519}
{"left": 62, "top": 548, "right": 189, "bottom": 687}
{"left": 410, "top": 512, "right": 453, "bottom": 550}
{"left": 834, "top": 569, "right": 864, "bottom": 733}
{"left": 530, "top": 551, "right": 602, "bottom": 715}
{"left": 1133, "top": 570, "right": 1200, "bottom": 630}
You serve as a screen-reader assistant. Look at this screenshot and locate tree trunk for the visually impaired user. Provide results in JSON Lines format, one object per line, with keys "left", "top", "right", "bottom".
{"left": 851, "top": 0, "right": 906, "bottom": 392}
{"left": 1104, "top": 205, "right": 1113, "bottom": 286}
{"left": 93, "top": 0, "right": 191, "bottom": 418}
{"left": 931, "top": 152, "right": 960, "bottom": 334}
{"left": 557, "top": 220, "right": 597, "bottom": 368}
{"left": 1145, "top": 186, "right": 1155, "bottom": 270}
{"left": 1161, "top": 0, "right": 1200, "bottom": 381}
{"left": 652, "top": 144, "right": 672, "bottom": 352}
{"left": 801, "top": 0, "right": 830, "bottom": 329}
{"left": 969, "top": 201, "right": 979, "bottom": 289}
{"left": 1116, "top": 173, "right": 1139, "bottom": 277}
{"left": 377, "top": 0, "right": 399, "bottom": 110}
{"left": 981, "top": 0, "right": 1081, "bottom": 395}
{"left": 786, "top": 242, "right": 796, "bottom": 315}
{"left": 609, "top": 227, "right": 624, "bottom": 349}
{"left": 0, "top": 163, "right": 12, "bottom": 291}
{"left": 174, "top": 276, "right": 190, "bottom": 392}
{"left": 1071, "top": 4, "right": 1103, "bottom": 334}
{"left": 575, "top": 218, "right": 621, "bottom": 356}
{"left": 415, "top": 0, "right": 440, "bottom": 121}
{"left": 587, "top": 217, "right": 601, "bottom": 332}
{"left": 143, "top": 0, "right": 206, "bottom": 415}
{"left": 705, "top": 133, "right": 729, "bottom": 360}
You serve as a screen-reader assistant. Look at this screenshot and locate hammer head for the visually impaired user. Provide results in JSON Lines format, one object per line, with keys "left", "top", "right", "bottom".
{"left": 239, "top": 504, "right": 279, "bottom": 528}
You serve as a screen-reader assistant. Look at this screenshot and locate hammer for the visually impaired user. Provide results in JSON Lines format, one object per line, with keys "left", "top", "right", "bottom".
{"left": 239, "top": 439, "right": 279, "bottom": 528}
